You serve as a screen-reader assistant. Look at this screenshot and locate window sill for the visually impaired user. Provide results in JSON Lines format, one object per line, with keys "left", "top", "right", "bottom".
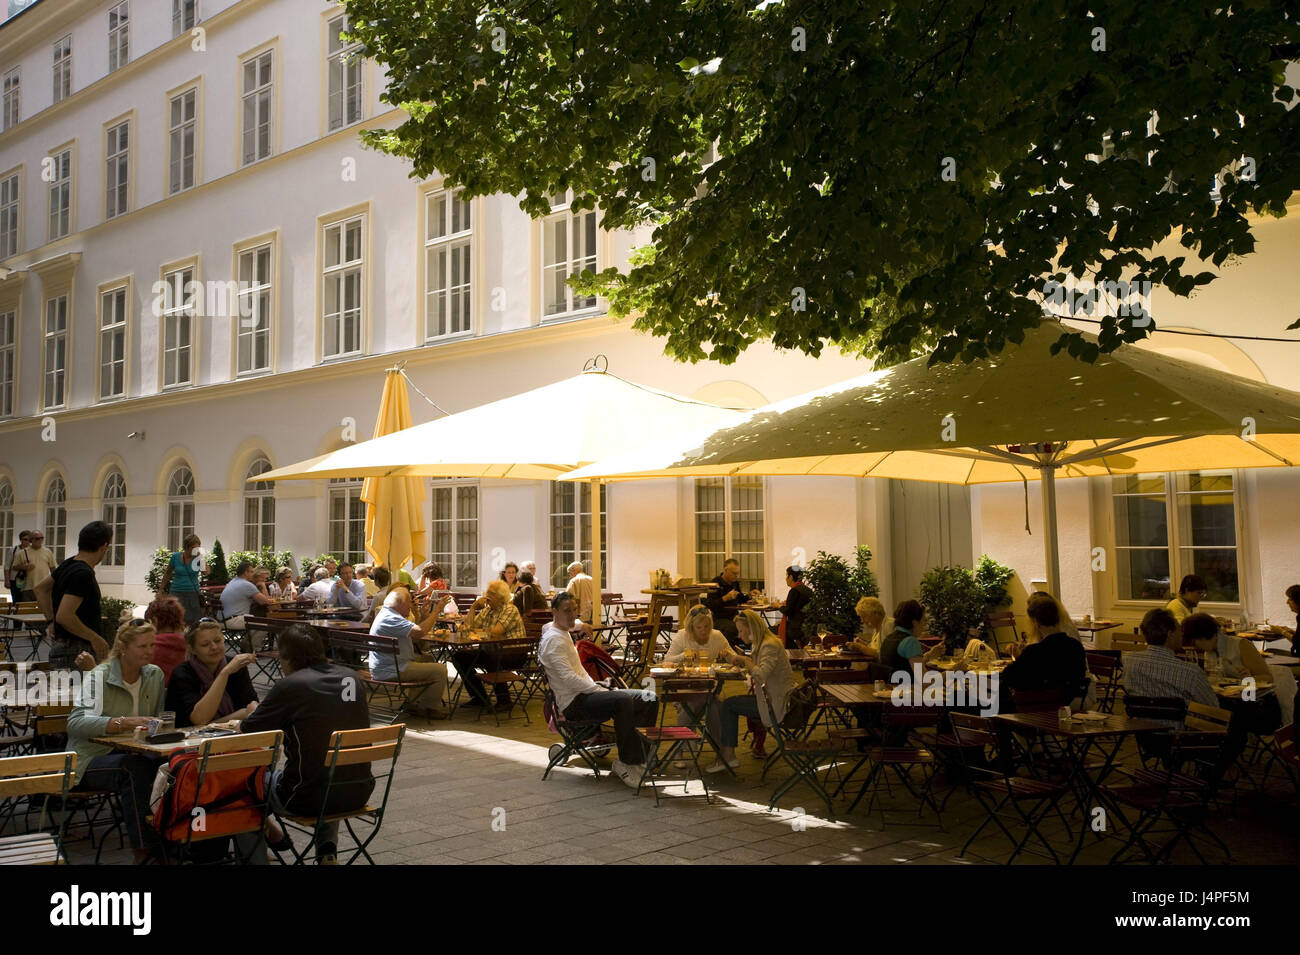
{"left": 540, "top": 307, "right": 604, "bottom": 325}
{"left": 423, "top": 331, "right": 475, "bottom": 347}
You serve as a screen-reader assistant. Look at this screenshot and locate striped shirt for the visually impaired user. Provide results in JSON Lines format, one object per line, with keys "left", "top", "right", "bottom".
{"left": 1121, "top": 644, "right": 1217, "bottom": 708}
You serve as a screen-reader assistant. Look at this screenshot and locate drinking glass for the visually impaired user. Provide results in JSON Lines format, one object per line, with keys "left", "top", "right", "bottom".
{"left": 159, "top": 711, "right": 176, "bottom": 733}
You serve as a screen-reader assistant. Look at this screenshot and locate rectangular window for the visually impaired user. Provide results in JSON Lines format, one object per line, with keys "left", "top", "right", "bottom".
{"left": 167, "top": 500, "right": 194, "bottom": 553}
{"left": 321, "top": 215, "right": 363, "bottom": 359}
{"left": 327, "top": 14, "right": 363, "bottom": 130}
{"left": 108, "top": 2, "right": 130, "bottom": 72}
{"left": 542, "top": 193, "right": 598, "bottom": 317}
{"left": 1, "top": 69, "right": 18, "bottom": 131}
{"left": 431, "top": 482, "right": 479, "bottom": 589}
{"left": 424, "top": 189, "right": 472, "bottom": 340}
{"left": 100, "top": 287, "right": 127, "bottom": 400}
{"left": 168, "top": 88, "right": 196, "bottom": 195}
{"left": 0, "top": 310, "right": 15, "bottom": 417}
{"left": 102, "top": 477, "right": 126, "bottom": 566}
{"left": 47, "top": 148, "right": 71, "bottom": 241}
{"left": 0, "top": 171, "right": 18, "bottom": 257}
{"left": 548, "top": 481, "right": 606, "bottom": 589}
{"left": 43, "top": 295, "right": 68, "bottom": 410}
{"left": 1112, "top": 471, "right": 1241, "bottom": 603}
{"left": 241, "top": 50, "right": 273, "bottom": 165}
{"left": 52, "top": 35, "right": 72, "bottom": 104}
{"left": 327, "top": 480, "right": 365, "bottom": 565}
{"left": 237, "top": 243, "right": 272, "bottom": 375}
{"left": 244, "top": 496, "right": 275, "bottom": 551}
{"left": 105, "top": 120, "right": 129, "bottom": 218}
{"left": 161, "top": 266, "right": 194, "bottom": 388}
{"left": 694, "top": 477, "right": 766, "bottom": 591}
{"left": 172, "top": 0, "right": 198, "bottom": 37}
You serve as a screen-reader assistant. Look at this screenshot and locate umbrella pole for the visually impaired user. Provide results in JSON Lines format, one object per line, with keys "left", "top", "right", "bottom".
{"left": 590, "top": 478, "right": 602, "bottom": 626}
{"left": 1039, "top": 464, "right": 1062, "bottom": 597}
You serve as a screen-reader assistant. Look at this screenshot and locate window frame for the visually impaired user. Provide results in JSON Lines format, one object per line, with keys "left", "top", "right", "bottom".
{"left": 548, "top": 480, "right": 607, "bottom": 589}
{"left": 324, "top": 12, "right": 364, "bottom": 133}
{"left": 540, "top": 190, "right": 601, "bottom": 320}
{"left": 97, "top": 279, "right": 130, "bottom": 402}
{"left": 104, "top": 115, "right": 131, "bottom": 219}
{"left": 165, "top": 81, "right": 200, "bottom": 196}
{"left": 0, "top": 166, "right": 20, "bottom": 257}
{"left": 172, "top": 0, "right": 199, "bottom": 38}
{"left": 101, "top": 469, "right": 127, "bottom": 566}
{"left": 166, "top": 465, "right": 195, "bottom": 554}
{"left": 47, "top": 145, "right": 73, "bottom": 242}
{"left": 318, "top": 208, "right": 367, "bottom": 362}
{"left": 159, "top": 259, "right": 198, "bottom": 390}
{"left": 1104, "top": 469, "right": 1247, "bottom": 612}
{"left": 52, "top": 34, "right": 72, "bottom": 105}
{"left": 44, "top": 475, "right": 68, "bottom": 563}
{"left": 2, "top": 68, "right": 19, "bottom": 132}
{"left": 430, "top": 480, "right": 480, "bottom": 590}
{"left": 0, "top": 307, "right": 16, "bottom": 418}
{"left": 243, "top": 456, "right": 275, "bottom": 552}
{"left": 327, "top": 477, "right": 365, "bottom": 566}
{"left": 42, "top": 293, "right": 68, "bottom": 411}
{"left": 108, "top": 1, "right": 130, "bottom": 73}
{"left": 0, "top": 480, "right": 13, "bottom": 559}
{"left": 692, "top": 476, "right": 768, "bottom": 592}
{"left": 422, "top": 186, "right": 475, "bottom": 342}
{"left": 234, "top": 237, "right": 274, "bottom": 377}
{"left": 238, "top": 42, "right": 277, "bottom": 167}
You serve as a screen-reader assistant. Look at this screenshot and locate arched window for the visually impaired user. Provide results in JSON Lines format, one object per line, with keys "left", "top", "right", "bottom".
{"left": 166, "top": 465, "right": 195, "bottom": 553}
{"left": 0, "top": 479, "right": 13, "bottom": 559}
{"left": 44, "top": 476, "right": 67, "bottom": 561}
{"left": 243, "top": 456, "right": 275, "bottom": 551}
{"left": 102, "top": 470, "right": 127, "bottom": 566}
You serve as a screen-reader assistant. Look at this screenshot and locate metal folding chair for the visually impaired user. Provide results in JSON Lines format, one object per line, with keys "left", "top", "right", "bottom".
{"left": 835, "top": 704, "right": 942, "bottom": 827}
{"left": 757, "top": 681, "right": 849, "bottom": 817}
{"left": 635, "top": 677, "right": 712, "bottom": 806}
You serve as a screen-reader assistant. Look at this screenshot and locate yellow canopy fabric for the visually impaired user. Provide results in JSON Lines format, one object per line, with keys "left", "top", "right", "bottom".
{"left": 362, "top": 370, "right": 427, "bottom": 569}
{"left": 565, "top": 322, "right": 1300, "bottom": 484}
{"left": 256, "top": 369, "right": 744, "bottom": 481}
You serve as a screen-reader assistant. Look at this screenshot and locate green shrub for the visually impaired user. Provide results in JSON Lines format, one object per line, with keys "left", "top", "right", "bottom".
{"left": 100, "top": 596, "right": 136, "bottom": 643}
{"left": 206, "top": 540, "right": 229, "bottom": 586}
{"left": 803, "top": 545, "right": 880, "bottom": 641}
{"left": 974, "top": 554, "right": 1015, "bottom": 609}
{"left": 226, "top": 547, "right": 296, "bottom": 579}
{"left": 918, "top": 565, "right": 985, "bottom": 653}
{"left": 145, "top": 547, "right": 172, "bottom": 593}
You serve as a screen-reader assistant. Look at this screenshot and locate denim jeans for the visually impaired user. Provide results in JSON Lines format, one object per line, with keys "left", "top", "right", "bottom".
{"left": 720, "top": 694, "right": 762, "bottom": 747}
{"left": 563, "top": 689, "right": 658, "bottom": 764}
{"left": 234, "top": 768, "right": 342, "bottom": 865}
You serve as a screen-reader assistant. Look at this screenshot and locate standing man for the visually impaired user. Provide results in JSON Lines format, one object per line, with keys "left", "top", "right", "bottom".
{"left": 12, "top": 529, "right": 57, "bottom": 603}
{"left": 34, "top": 521, "right": 113, "bottom": 670}
{"left": 565, "top": 561, "right": 597, "bottom": 625}
{"left": 5, "top": 530, "right": 30, "bottom": 604}
{"left": 704, "top": 558, "right": 751, "bottom": 646}
{"left": 328, "top": 563, "right": 367, "bottom": 610}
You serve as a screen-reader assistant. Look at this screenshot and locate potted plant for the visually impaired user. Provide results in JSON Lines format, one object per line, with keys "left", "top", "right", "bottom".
{"left": 974, "top": 554, "right": 1015, "bottom": 611}
{"left": 802, "top": 545, "right": 880, "bottom": 642}
{"left": 205, "top": 540, "right": 229, "bottom": 587}
{"left": 918, "top": 564, "right": 985, "bottom": 654}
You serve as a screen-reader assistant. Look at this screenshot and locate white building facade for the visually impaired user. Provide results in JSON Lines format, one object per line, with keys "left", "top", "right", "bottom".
{"left": 0, "top": 0, "right": 1297, "bottom": 632}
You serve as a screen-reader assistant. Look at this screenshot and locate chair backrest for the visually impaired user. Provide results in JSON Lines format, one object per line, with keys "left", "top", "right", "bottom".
{"left": 1123, "top": 694, "right": 1188, "bottom": 724}
{"left": 1009, "top": 687, "right": 1069, "bottom": 712}
{"left": 0, "top": 751, "right": 75, "bottom": 800}
{"left": 1085, "top": 651, "right": 1120, "bottom": 678}
{"left": 1111, "top": 634, "right": 1147, "bottom": 653}
{"left": 328, "top": 631, "right": 398, "bottom": 672}
{"left": 1275, "top": 722, "right": 1298, "bottom": 769}
{"left": 1185, "top": 701, "right": 1232, "bottom": 734}
{"left": 450, "top": 592, "right": 478, "bottom": 612}
{"left": 162, "top": 731, "right": 282, "bottom": 845}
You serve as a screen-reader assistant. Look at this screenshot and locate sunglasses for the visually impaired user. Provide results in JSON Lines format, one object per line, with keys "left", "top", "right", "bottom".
{"left": 198, "top": 617, "right": 218, "bottom": 624}
{"left": 129, "top": 618, "right": 147, "bottom": 627}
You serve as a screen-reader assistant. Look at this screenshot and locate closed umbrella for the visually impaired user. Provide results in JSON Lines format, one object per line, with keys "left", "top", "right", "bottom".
{"left": 565, "top": 322, "right": 1300, "bottom": 595}
{"left": 362, "top": 367, "right": 427, "bottom": 571}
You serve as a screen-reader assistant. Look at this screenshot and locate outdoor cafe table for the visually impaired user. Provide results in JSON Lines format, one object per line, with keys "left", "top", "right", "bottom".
{"left": 0, "top": 612, "right": 49, "bottom": 661}
{"left": 91, "top": 721, "right": 244, "bottom": 757}
{"left": 788, "top": 648, "right": 868, "bottom": 667}
{"left": 992, "top": 711, "right": 1171, "bottom": 864}
{"left": 649, "top": 664, "right": 748, "bottom": 774}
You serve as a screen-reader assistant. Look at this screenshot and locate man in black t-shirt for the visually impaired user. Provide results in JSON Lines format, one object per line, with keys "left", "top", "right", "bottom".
{"left": 34, "top": 521, "right": 113, "bottom": 670}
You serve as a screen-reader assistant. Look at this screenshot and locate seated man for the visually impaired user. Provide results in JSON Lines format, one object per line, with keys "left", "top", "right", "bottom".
{"left": 221, "top": 559, "right": 274, "bottom": 651}
{"left": 703, "top": 558, "right": 750, "bottom": 645}
{"left": 538, "top": 592, "right": 658, "bottom": 788}
{"left": 327, "top": 562, "right": 367, "bottom": 611}
{"left": 301, "top": 567, "right": 334, "bottom": 604}
{"left": 455, "top": 580, "right": 527, "bottom": 708}
{"left": 999, "top": 592, "right": 1088, "bottom": 712}
{"left": 239, "top": 625, "right": 375, "bottom": 865}
{"left": 1122, "top": 608, "right": 1217, "bottom": 708}
{"left": 368, "top": 588, "right": 450, "bottom": 719}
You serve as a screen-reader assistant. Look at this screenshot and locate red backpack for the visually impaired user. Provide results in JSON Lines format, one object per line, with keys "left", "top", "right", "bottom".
{"left": 153, "top": 749, "right": 268, "bottom": 842}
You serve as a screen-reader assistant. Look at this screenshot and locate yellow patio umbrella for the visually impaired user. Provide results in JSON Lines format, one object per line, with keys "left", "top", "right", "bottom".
{"left": 362, "top": 367, "right": 427, "bottom": 570}
{"left": 565, "top": 322, "right": 1300, "bottom": 595}
{"left": 256, "top": 364, "right": 743, "bottom": 600}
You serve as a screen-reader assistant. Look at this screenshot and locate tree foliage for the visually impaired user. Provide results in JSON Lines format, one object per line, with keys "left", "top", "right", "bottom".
{"left": 918, "top": 564, "right": 986, "bottom": 652}
{"left": 803, "top": 545, "right": 880, "bottom": 640}
{"left": 345, "top": 0, "right": 1299, "bottom": 366}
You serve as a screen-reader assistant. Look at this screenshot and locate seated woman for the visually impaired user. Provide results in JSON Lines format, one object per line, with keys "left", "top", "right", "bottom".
{"left": 1182, "top": 612, "right": 1285, "bottom": 732}
{"left": 165, "top": 619, "right": 260, "bottom": 728}
{"left": 416, "top": 562, "right": 448, "bottom": 598}
{"left": 848, "top": 596, "right": 893, "bottom": 660}
{"left": 145, "top": 595, "right": 188, "bottom": 686}
{"left": 999, "top": 592, "right": 1089, "bottom": 712}
{"left": 270, "top": 567, "right": 298, "bottom": 600}
{"left": 67, "top": 619, "right": 166, "bottom": 863}
{"left": 665, "top": 606, "right": 733, "bottom": 760}
{"left": 500, "top": 562, "right": 521, "bottom": 594}
{"left": 708, "top": 609, "right": 795, "bottom": 773}
{"left": 512, "top": 571, "right": 549, "bottom": 615}
{"left": 879, "top": 599, "right": 944, "bottom": 678}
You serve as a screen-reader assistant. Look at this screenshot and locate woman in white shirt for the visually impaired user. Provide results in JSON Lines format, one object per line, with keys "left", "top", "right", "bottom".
{"left": 664, "top": 606, "right": 730, "bottom": 765}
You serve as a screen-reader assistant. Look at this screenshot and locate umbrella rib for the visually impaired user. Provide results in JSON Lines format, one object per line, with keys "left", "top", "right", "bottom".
{"left": 1245, "top": 441, "right": 1296, "bottom": 467}
{"left": 1056, "top": 433, "right": 1204, "bottom": 466}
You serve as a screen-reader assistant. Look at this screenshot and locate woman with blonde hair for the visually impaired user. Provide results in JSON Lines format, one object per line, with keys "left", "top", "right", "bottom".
{"left": 708, "top": 609, "right": 795, "bottom": 773}
{"left": 68, "top": 618, "right": 166, "bottom": 860}
{"left": 849, "top": 596, "right": 893, "bottom": 660}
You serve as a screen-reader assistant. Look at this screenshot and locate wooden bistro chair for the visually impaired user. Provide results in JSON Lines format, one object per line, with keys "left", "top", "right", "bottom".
{"left": 757, "top": 681, "right": 849, "bottom": 819}
{"left": 0, "top": 752, "right": 77, "bottom": 865}
{"left": 635, "top": 677, "right": 714, "bottom": 806}
{"left": 837, "top": 704, "right": 943, "bottom": 828}
{"left": 1273, "top": 722, "right": 1300, "bottom": 803}
{"left": 473, "top": 637, "right": 538, "bottom": 726}
{"left": 153, "top": 731, "right": 283, "bottom": 865}
{"left": 983, "top": 611, "right": 1018, "bottom": 656}
{"left": 1121, "top": 695, "right": 1188, "bottom": 769}
{"left": 1110, "top": 632, "right": 1148, "bottom": 654}
{"left": 271, "top": 725, "right": 405, "bottom": 866}
{"left": 1085, "top": 651, "right": 1124, "bottom": 713}
{"left": 948, "top": 713, "right": 1070, "bottom": 865}
{"left": 328, "top": 632, "right": 439, "bottom": 725}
